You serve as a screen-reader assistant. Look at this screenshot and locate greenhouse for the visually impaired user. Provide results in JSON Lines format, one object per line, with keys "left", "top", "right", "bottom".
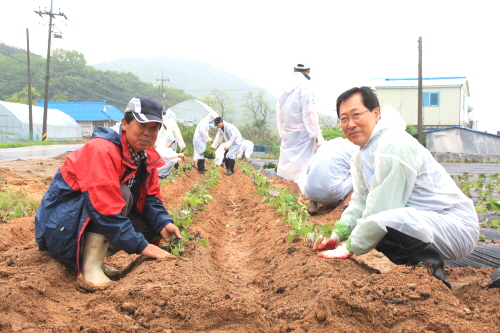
{"left": 0, "top": 101, "right": 82, "bottom": 142}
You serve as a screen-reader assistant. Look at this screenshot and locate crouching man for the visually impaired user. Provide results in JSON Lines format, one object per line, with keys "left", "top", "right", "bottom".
{"left": 35, "top": 96, "right": 181, "bottom": 287}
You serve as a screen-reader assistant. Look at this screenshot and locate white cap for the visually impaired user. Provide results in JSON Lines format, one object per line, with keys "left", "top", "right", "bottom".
{"left": 294, "top": 63, "right": 310, "bottom": 70}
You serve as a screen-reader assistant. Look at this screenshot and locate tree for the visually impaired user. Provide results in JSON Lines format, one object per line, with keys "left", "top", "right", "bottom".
{"left": 242, "top": 91, "right": 273, "bottom": 131}
{"left": 5, "top": 86, "right": 41, "bottom": 105}
{"left": 201, "top": 88, "right": 234, "bottom": 120}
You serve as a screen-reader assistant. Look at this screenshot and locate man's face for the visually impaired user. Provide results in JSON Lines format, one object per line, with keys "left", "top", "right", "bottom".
{"left": 339, "top": 93, "right": 380, "bottom": 147}
{"left": 121, "top": 118, "right": 161, "bottom": 152}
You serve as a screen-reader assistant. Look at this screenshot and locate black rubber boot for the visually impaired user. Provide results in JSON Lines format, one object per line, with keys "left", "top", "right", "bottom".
{"left": 225, "top": 159, "right": 234, "bottom": 176}
{"left": 197, "top": 159, "right": 207, "bottom": 173}
{"left": 375, "top": 234, "right": 409, "bottom": 265}
{"left": 386, "top": 227, "right": 452, "bottom": 289}
{"left": 174, "top": 162, "right": 179, "bottom": 170}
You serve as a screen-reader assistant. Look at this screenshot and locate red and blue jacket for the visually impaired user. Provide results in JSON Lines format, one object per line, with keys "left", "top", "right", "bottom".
{"left": 35, "top": 126, "right": 171, "bottom": 272}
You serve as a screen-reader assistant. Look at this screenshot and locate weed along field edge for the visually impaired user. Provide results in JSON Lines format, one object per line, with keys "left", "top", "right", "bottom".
{"left": 0, "top": 155, "right": 499, "bottom": 332}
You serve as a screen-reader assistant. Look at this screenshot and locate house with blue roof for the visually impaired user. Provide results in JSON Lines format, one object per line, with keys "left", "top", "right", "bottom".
{"left": 371, "top": 77, "right": 474, "bottom": 129}
{"left": 37, "top": 100, "right": 124, "bottom": 137}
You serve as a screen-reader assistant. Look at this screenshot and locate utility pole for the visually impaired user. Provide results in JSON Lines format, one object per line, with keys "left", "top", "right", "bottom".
{"left": 417, "top": 36, "right": 424, "bottom": 145}
{"left": 26, "top": 28, "right": 33, "bottom": 141}
{"left": 34, "top": 0, "right": 67, "bottom": 141}
{"left": 156, "top": 71, "right": 169, "bottom": 107}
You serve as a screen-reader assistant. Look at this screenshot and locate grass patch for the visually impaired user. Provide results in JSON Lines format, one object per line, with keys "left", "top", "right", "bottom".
{"left": 0, "top": 186, "right": 38, "bottom": 222}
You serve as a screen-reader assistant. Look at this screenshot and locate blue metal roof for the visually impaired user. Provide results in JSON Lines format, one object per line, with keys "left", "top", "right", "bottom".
{"left": 36, "top": 100, "right": 124, "bottom": 121}
{"left": 422, "top": 126, "right": 500, "bottom": 137}
{"left": 371, "top": 77, "right": 467, "bottom": 88}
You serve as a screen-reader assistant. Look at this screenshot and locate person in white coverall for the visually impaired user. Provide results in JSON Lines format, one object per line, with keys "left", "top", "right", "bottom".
{"left": 276, "top": 63, "right": 325, "bottom": 195}
{"left": 313, "top": 86, "right": 479, "bottom": 289}
{"left": 295, "top": 137, "right": 358, "bottom": 214}
{"left": 237, "top": 139, "right": 255, "bottom": 162}
{"left": 193, "top": 112, "right": 217, "bottom": 172}
{"left": 209, "top": 117, "right": 242, "bottom": 176}
{"left": 156, "top": 110, "right": 186, "bottom": 153}
{"left": 156, "top": 134, "right": 185, "bottom": 179}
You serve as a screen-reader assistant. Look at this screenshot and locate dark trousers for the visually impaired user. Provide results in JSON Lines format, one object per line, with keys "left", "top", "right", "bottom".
{"left": 87, "top": 184, "right": 156, "bottom": 242}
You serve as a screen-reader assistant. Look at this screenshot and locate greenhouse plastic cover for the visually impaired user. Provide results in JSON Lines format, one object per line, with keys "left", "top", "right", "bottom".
{"left": 0, "top": 101, "right": 82, "bottom": 141}
{"left": 425, "top": 127, "right": 500, "bottom": 155}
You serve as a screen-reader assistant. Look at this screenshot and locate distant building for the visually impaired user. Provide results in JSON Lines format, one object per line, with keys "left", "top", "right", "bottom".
{"left": 371, "top": 77, "right": 474, "bottom": 129}
{"left": 168, "top": 99, "right": 218, "bottom": 125}
{"left": 0, "top": 100, "right": 82, "bottom": 142}
{"left": 36, "top": 100, "right": 124, "bottom": 137}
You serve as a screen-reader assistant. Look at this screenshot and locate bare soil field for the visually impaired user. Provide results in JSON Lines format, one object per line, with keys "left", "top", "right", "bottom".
{"left": 0, "top": 154, "right": 499, "bottom": 332}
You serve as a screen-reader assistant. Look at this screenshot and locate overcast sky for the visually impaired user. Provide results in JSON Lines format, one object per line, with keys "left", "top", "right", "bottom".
{"left": 2, "top": 0, "right": 499, "bottom": 133}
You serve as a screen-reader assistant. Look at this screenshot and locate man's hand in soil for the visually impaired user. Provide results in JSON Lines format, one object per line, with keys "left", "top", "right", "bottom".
{"left": 312, "top": 232, "right": 340, "bottom": 251}
{"left": 317, "top": 243, "right": 352, "bottom": 259}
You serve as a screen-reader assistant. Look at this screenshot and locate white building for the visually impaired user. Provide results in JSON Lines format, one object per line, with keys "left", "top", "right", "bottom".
{"left": 371, "top": 77, "right": 474, "bottom": 129}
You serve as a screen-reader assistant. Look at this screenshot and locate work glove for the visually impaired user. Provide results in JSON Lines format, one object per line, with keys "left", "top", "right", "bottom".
{"left": 317, "top": 243, "right": 352, "bottom": 259}
{"left": 312, "top": 232, "right": 340, "bottom": 251}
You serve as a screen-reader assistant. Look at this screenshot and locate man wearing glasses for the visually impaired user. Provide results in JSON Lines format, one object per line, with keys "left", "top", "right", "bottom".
{"left": 313, "top": 86, "right": 479, "bottom": 289}
{"left": 35, "top": 96, "right": 181, "bottom": 288}
{"left": 276, "top": 63, "right": 325, "bottom": 197}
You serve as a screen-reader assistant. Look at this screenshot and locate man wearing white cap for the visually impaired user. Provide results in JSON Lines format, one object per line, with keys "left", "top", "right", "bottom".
{"left": 276, "top": 63, "right": 325, "bottom": 196}
{"left": 35, "top": 96, "right": 181, "bottom": 288}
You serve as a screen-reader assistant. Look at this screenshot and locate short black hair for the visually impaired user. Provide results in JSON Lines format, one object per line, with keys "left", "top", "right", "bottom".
{"left": 124, "top": 112, "right": 135, "bottom": 124}
{"left": 336, "top": 86, "right": 380, "bottom": 117}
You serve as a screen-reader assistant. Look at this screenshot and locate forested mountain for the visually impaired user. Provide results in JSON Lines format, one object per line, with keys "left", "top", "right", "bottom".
{"left": 92, "top": 57, "right": 277, "bottom": 125}
{"left": 0, "top": 42, "right": 277, "bottom": 127}
{"left": 0, "top": 43, "right": 194, "bottom": 110}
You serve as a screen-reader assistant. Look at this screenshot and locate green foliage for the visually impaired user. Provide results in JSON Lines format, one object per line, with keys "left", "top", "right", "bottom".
{"left": 0, "top": 47, "right": 195, "bottom": 110}
{"left": 202, "top": 149, "right": 216, "bottom": 160}
{"left": 405, "top": 125, "right": 417, "bottom": 135}
{"left": 159, "top": 162, "right": 194, "bottom": 185}
{"left": 160, "top": 164, "right": 220, "bottom": 255}
{"left": 238, "top": 160, "right": 331, "bottom": 244}
{"left": 452, "top": 172, "right": 500, "bottom": 220}
{"left": 0, "top": 186, "right": 38, "bottom": 222}
{"left": 242, "top": 91, "right": 273, "bottom": 131}
{"left": 5, "top": 86, "right": 41, "bottom": 105}
{"left": 262, "top": 162, "right": 277, "bottom": 171}
{"left": 322, "top": 125, "right": 345, "bottom": 141}
{"left": 239, "top": 127, "right": 280, "bottom": 158}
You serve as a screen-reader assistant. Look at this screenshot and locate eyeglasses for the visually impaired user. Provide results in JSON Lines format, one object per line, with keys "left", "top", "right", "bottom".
{"left": 338, "top": 109, "right": 372, "bottom": 125}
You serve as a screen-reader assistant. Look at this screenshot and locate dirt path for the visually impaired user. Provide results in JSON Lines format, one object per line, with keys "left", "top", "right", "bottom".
{"left": 0, "top": 156, "right": 499, "bottom": 332}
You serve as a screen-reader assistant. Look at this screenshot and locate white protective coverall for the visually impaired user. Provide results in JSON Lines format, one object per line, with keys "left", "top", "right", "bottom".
{"left": 210, "top": 121, "right": 243, "bottom": 159}
{"left": 193, "top": 113, "right": 217, "bottom": 161}
{"left": 237, "top": 139, "right": 255, "bottom": 160}
{"left": 335, "top": 105, "right": 479, "bottom": 260}
{"left": 156, "top": 110, "right": 186, "bottom": 152}
{"left": 156, "top": 134, "right": 181, "bottom": 178}
{"left": 214, "top": 144, "right": 226, "bottom": 165}
{"left": 276, "top": 72, "right": 324, "bottom": 181}
{"left": 296, "top": 137, "right": 359, "bottom": 204}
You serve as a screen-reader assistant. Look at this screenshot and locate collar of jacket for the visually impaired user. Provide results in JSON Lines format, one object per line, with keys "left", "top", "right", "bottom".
{"left": 302, "top": 73, "right": 310, "bottom": 80}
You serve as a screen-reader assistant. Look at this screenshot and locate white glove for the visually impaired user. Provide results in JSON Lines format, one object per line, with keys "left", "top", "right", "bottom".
{"left": 312, "top": 232, "right": 340, "bottom": 251}
{"left": 317, "top": 243, "right": 352, "bottom": 259}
